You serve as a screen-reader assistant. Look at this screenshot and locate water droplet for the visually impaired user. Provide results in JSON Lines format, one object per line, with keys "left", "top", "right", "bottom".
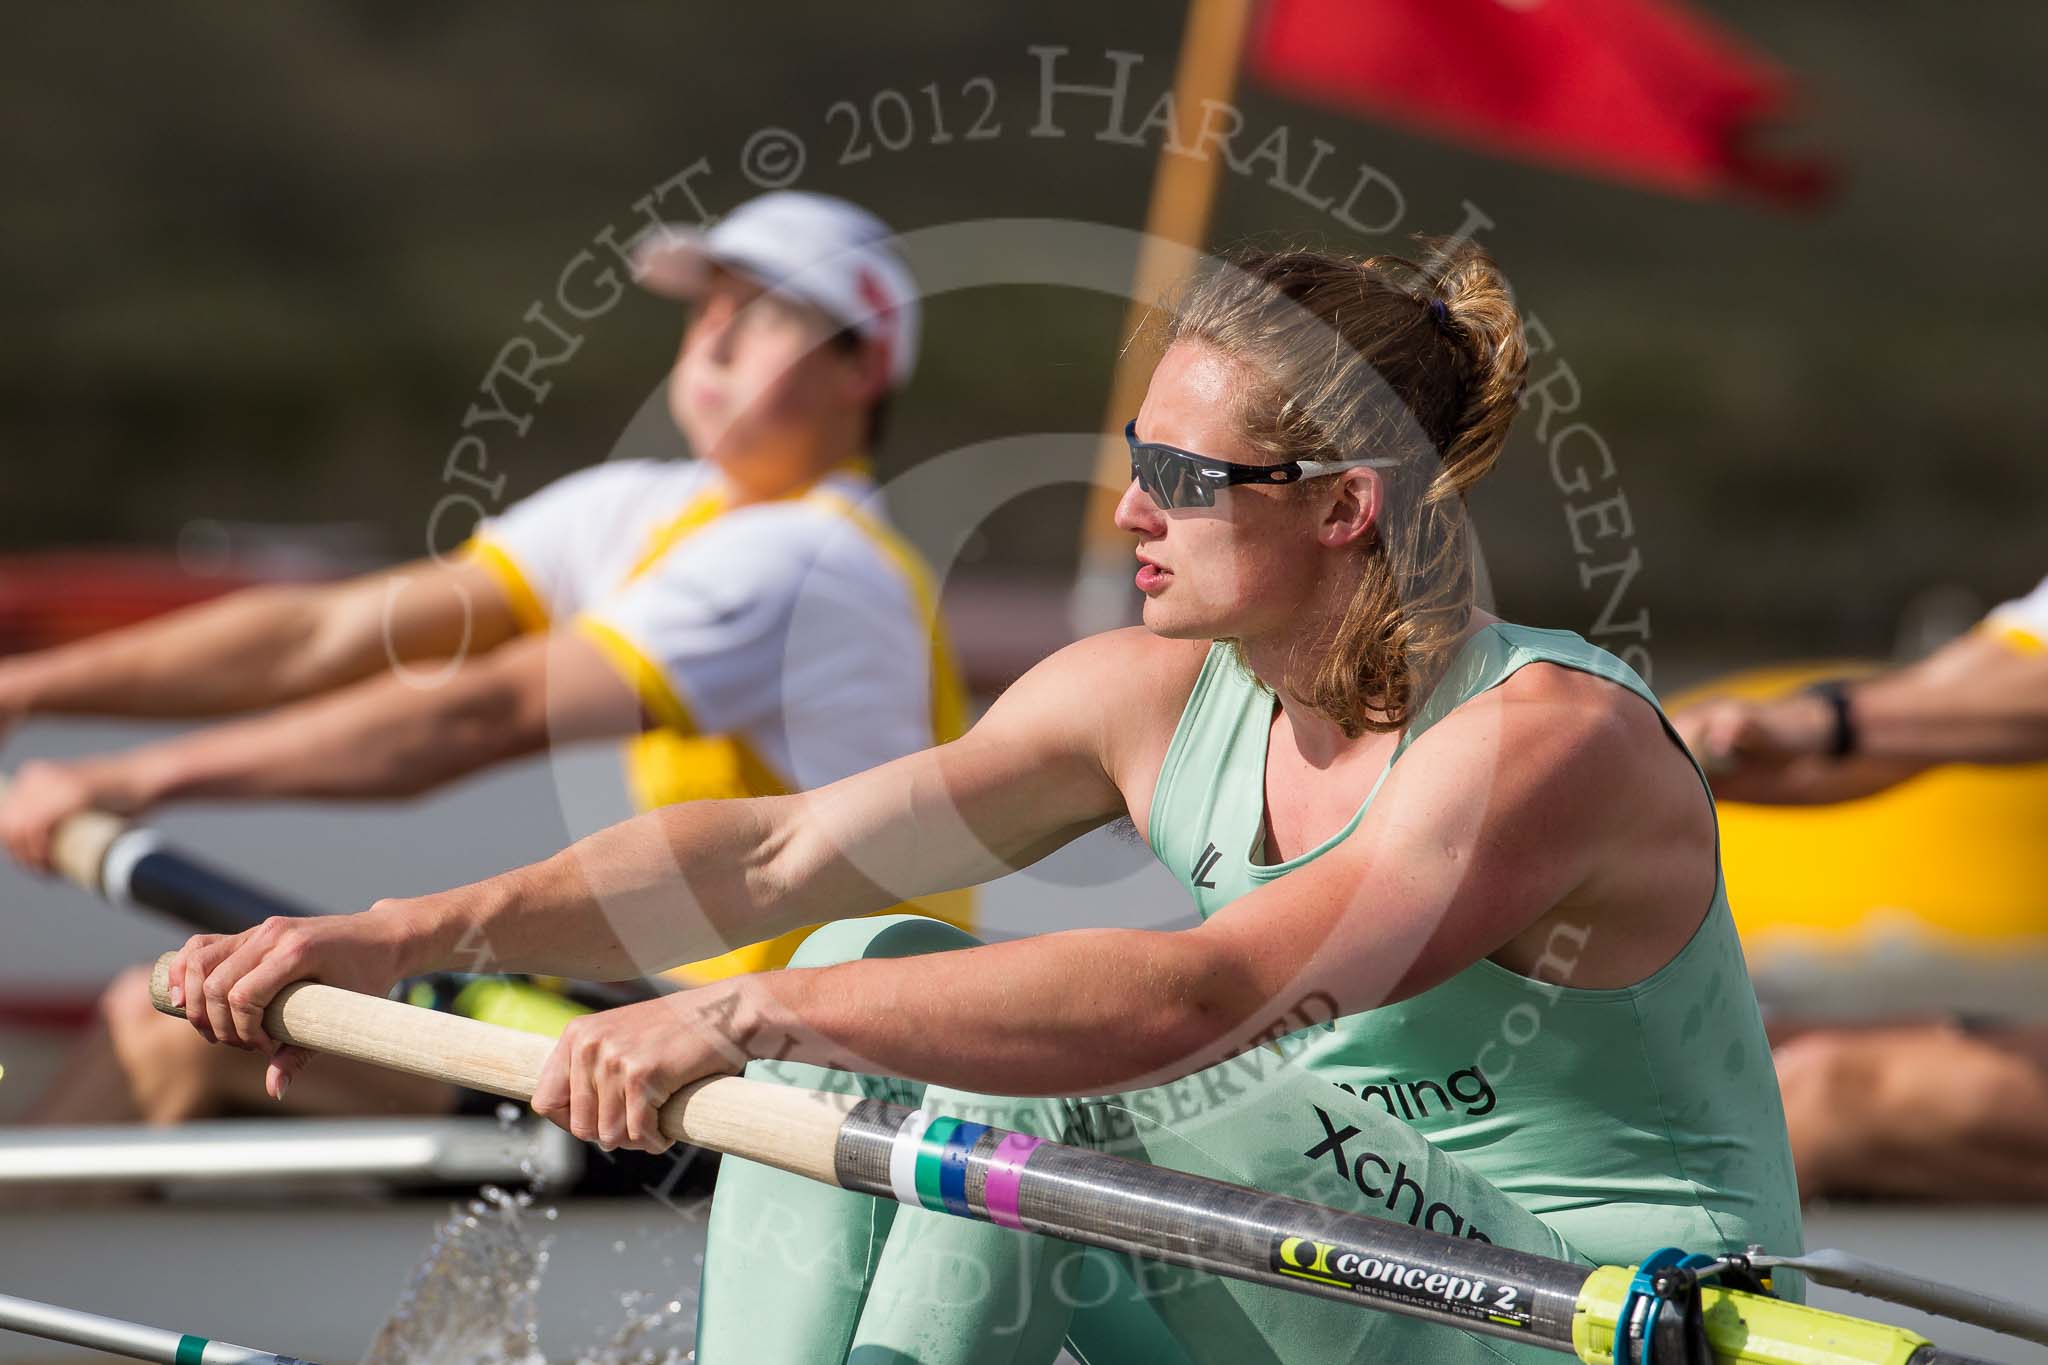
{"left": 355, "top": 1174, "right": 710, "bottom": 1365}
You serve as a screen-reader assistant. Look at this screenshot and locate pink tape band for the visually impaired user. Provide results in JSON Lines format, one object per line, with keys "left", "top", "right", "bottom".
{"left": 980, "top": 1132, "right": 1044, "bottom": 1229}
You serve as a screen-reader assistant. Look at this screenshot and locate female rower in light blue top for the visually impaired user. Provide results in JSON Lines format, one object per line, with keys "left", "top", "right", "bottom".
{"left": 168, "top": 237, "right": 1801, "bottom": 1363}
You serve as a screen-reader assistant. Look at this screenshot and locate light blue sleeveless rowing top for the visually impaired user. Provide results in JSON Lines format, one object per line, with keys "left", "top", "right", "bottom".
{"left": 1144, "top": 623, "right": 1804, "bottom": 1273}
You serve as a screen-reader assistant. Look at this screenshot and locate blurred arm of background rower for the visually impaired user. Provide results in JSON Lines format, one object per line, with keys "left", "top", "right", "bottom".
{"left": 1673, "top": 607, "right": 2048, "bottom": 805}
{"left": 0, "top": 624, "right": 644, "bottom": 872}
{"left": 170, "top": 630, "right": 1173, "bottom": 1013}
{"left": 1679, "top": 575, "right": 2048, "bottom": 1203}
{"left": 0, "top": 556, "right": 521, "bottom": 726}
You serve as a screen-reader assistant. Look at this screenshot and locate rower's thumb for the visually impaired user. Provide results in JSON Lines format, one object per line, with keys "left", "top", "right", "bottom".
{"left": 266, "top": 1044, "right": 314, "bottom": 1101}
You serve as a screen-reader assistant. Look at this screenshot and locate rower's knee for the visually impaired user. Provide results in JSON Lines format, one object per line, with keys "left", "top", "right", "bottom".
{"left": 1775, "top": 1022, "right": 2047, "bottom": 1199}
{"left": 1774, "top": 1030, "right": 1877, "bottom": 1169}
{"left": 747, "top": 917, "right": 978, "bottom": 1104}
{"left": 100, "top": 963, "right": 234, "bottom": 1124}
{"left": 100, "top": 964, "right": 172, "bottom": 1051}
{"left": 788, "top": 914, "right": 982, "bottom": 969}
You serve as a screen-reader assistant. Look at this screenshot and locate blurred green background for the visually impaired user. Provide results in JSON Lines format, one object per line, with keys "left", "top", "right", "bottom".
{"left": 4, "top": 3, "right": 2042, "bottom": 680}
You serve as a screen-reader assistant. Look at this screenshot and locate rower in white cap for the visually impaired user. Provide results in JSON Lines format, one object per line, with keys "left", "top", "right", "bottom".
{"left": 0, "top": 191, "right": 970, "bottom": 1139}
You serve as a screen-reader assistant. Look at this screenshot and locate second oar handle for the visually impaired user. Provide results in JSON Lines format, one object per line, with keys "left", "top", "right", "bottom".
{"left": 0, "top": 771, "right": 131, "bottom": 894}
{"left": 145, "top": 952, "right": 846, "bottom": 1185}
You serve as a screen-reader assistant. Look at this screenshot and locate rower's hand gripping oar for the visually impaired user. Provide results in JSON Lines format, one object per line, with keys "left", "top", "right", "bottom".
{"left": 0, "top": 771, "right": 318, "bottom": 933}
{"left": 148, "top": 955, "right": 2012, "bottom": 1365}
{"left": 4, "top": 773, "right": 652, "bottom": 1012}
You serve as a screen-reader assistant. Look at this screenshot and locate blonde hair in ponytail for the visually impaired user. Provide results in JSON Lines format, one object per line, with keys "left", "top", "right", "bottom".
{"left": 1161, "top": 237, "right": 1529, "bottom": 734}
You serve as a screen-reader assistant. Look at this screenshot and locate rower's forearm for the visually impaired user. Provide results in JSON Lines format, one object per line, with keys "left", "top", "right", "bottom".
{"left": 398, "top": 797, "right": 805, "bottom": 981}
{"left": 754, "top": 929, "right": 1262, "bottom": 1096}
{"left": 1712, "top": 754, "right": 1929, "bottom": 806}
{"left": 1830, "top": 631, "right": 2048, "bottom": 767}
{"left": 122, "top": 666, "right": 538, "bottom": 808}
{"left": 0, "top": 584, "right": 347, "bottom": 720}
{"left": 1851, "top": 678, "right": 2048, "bottom": 766}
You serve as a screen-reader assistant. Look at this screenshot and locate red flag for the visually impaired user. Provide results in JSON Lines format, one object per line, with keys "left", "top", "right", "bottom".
{"left": 1248, "top": 0, "right": 1829, "bottom": 206}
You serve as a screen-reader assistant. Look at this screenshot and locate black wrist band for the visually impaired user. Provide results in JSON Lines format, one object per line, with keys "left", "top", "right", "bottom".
{"left": 1806, "top": 679, "right": 1857, "bottom": 758}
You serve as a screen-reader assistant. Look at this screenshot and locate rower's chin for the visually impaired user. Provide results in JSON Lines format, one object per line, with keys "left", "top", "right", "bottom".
{"left": 1139, "top": 593, "right": 1211, "bottom": 640}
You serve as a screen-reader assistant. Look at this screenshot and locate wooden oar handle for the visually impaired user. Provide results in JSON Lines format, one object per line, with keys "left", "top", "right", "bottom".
{"left": 146, "top": 952, "right": 848, "bottom": 1185}
{"left": 0, "top": 770, "right": 131, "bottom": 893}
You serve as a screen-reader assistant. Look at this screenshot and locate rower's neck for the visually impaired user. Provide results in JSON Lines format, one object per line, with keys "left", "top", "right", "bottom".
{"left": 717, "top": 448, "right": 873, "bottom": 508}
{"left": 1241, "top": 608, "right": 1498, "bottom": 767}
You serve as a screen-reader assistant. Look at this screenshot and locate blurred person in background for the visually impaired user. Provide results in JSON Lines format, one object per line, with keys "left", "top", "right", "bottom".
{"left": 1675, "top": 575, "right": 2048, "bottom": 1200}
{"left": 0, "top": 191, "right": 971, "bottom": 1145}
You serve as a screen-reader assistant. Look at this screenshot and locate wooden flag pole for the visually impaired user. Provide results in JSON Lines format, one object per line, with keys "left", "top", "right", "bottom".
{"left": 1070, "top": 0, "right": 1256, "bottom": 637}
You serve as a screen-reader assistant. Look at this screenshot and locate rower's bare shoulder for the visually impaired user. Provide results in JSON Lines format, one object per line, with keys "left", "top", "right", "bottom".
{"left": 1417, "top": 662, "right": 1682, "bottom": 806}
{"left": 971, "top": 629, "right": 1206, "bottom": 810}
{"left": 1087, "top": 626, "right": 1209, "bottom": 685}
{"left": 1486, "top": 663, "right": 1703, "bottom": 824}
{"left": 1001, "top": 628, "right": 1204, "bottom": 700}
{"left": 979, "top": 629, "right": 1204, "bottom": 741}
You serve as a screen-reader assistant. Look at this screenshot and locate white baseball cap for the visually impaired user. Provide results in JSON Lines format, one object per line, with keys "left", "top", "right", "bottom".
{"left": 632, "top": 191, "right": 920, "bottom": 390}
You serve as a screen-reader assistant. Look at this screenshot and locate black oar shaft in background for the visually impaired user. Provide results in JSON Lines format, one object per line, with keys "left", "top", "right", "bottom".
{"left": 1, "top": 771, "right": 314, "bottom": 932}
{"left": 109, "top": 834, "right": 316, "bottom": 933}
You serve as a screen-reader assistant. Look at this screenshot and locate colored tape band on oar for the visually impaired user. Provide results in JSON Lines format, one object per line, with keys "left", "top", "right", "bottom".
{"left": 980, "top": 1132, "right": 1043, "bottom": 1229}
{"left": 133, "top": 966, "right": 2015, "bottom": 1365}
{"left": 886, "top": 1109, "right": 931, "bottom": 1210}
{"left": 0, "top": 1286, "right": 320, "bottom": 1365}
{"left": 912, "top": 1115, "right": 962, "bottom": 1213}
{"left": 929, "top": 1119, "right": 988, "bottom": 1218}
{"left": 100, "top": 829, "right": 167, "bottom": 907}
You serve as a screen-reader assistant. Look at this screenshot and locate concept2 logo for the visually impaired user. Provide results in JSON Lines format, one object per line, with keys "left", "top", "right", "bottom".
{"left": 1270, "top": 1236, "right": 1535, "bottom": 1331}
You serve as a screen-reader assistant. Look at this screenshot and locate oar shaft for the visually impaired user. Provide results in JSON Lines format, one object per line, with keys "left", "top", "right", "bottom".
{"left": 145, "top": 957, "right": 852, "bottom": 1189}
{"left": 0, "top": 1291, "right": 315, "bottom": 1365}
{"left": 144, "top": 956, "right": 2004, "bottom": 1365}
{"left": 106, "top": 829, "right": 316, "bottom": 933}
{"left": 140, "top": 954, "right": 1585, "bottom": 1353}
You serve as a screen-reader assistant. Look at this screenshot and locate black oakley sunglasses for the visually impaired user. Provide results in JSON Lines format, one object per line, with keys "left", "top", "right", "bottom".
{"left": 1124, "top": 420, "right": 1398, "bottom": 510}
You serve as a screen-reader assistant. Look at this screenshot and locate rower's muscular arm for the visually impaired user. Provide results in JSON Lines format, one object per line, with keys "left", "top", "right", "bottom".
{"left": 1675, "top": 628, "right": 2048, "bottom": 805}
{"left": 83, "top": 628, "right": 639, "bottom": 809}
{"left": 167, "top": 631, "right": 1184, "bottom": 1048}
{"left": 0, "top": 558, "right": 543, "bottom": 870}
{"left": 395, "top": 629, "right": 1174, "bottom": 982}
{"left": 5, "top": 629, "right": 639, "bottom": 872}
{"left": 1849, "top": 627, "right": 2048, "bottom": 764}
{"left": 0, "top": 557, "right": 520, "bottom": 723}
{"left": 744, "top": 668, "right": 1673, "bottom": 1097}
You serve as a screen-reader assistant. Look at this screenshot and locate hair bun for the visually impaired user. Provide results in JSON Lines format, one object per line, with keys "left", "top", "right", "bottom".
{"left": 1415, "top": 237, "right": 1527, "bottom": 486}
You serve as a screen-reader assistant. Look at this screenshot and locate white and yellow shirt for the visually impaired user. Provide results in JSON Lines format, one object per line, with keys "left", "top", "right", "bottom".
{"left": 469, "top": 456, "right": 972, "bottom": 983}
{"left": 1986, "top": 574, "right": 2048, "bottom": 653}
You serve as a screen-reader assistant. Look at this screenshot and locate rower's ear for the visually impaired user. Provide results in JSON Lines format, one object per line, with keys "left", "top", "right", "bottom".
{"left": 1317, "top": 468, "right": 1382, "bottom": 549}
{"left": 847, "top": 335, "right": 892, "bottom": 408}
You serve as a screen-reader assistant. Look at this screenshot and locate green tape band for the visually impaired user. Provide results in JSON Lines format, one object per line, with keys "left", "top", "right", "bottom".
{"left": 914, "top": 1116, "right": 962, "bottom": 1213}
{"left": 175, "top": 1335, "right": 208, "bottom": 1365}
